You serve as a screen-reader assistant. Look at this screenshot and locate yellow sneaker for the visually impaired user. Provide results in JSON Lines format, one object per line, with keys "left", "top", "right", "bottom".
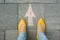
{"left": 36, "top": 18, "right": 46, "bottom": 40}
{"left": 18, "top": 18, "right": 26, "bottom": 34}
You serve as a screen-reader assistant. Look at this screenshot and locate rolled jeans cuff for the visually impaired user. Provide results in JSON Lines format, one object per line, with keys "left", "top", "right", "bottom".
{"left": 17, "top": 32, "right": 26, "bottom": 40}
{"left": 38, "top": 32, "right": 48, "bottom": 40}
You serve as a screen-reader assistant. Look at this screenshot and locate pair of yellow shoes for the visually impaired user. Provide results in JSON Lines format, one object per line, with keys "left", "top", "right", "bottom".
{"left": 18, "top": 18, "right": 46, "bottom": 40}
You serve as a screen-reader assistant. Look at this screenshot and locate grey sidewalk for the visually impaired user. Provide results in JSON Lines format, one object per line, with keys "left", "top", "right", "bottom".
{"left": 0, "top": 0, "right": 60, "bottom": 40}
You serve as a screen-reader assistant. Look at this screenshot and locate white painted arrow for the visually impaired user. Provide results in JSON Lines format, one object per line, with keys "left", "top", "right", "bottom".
{"left": 24, "top": 4, "right": 36, "bottom": 26}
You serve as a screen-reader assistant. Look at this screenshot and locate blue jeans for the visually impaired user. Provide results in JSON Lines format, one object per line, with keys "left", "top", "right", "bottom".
{"left": 17, "top": 32, "right": 48, "bottom": 40}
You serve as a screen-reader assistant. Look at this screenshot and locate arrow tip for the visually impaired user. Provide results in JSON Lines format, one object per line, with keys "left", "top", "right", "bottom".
{"left": 24, "top": 4, "right": 36, "bottom": 17}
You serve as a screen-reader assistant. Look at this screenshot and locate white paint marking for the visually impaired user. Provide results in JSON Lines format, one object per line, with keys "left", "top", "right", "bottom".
{"left": 24, "top": 4, "right": 36, "bottom": 26}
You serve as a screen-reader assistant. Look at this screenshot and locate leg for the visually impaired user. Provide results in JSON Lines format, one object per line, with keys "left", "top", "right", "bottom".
{"left": 37, "top": 18, "right": 48, "bottom": 40}
{"left": 38, "top": 32, "right": 48, "bottom": 40}
{"left": 17, "top": 32, "right": 26, "bottom": 40}
{"left": 17, "top": 19, "right": 26, "bottom": 40}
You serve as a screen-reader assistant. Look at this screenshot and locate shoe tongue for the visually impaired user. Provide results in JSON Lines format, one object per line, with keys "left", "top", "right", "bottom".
{"left": 39, "top": 26, "right": 43, "bottom": 31}
{"left": 37, "top": 26, "right": 44, "bottom": 32}
{"left": 20, "top": 25, "right": 24, "bottom": 31}
{"left": 40, "top": 26, "right": 43, "bottom": 29}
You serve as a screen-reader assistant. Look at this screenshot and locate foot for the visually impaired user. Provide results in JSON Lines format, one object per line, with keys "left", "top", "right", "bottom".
{"left": 18, "top": 18, "right": 26, "bottom": 34}
{"left": 36, "top": 18, "right": 46, "bottom": 40}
